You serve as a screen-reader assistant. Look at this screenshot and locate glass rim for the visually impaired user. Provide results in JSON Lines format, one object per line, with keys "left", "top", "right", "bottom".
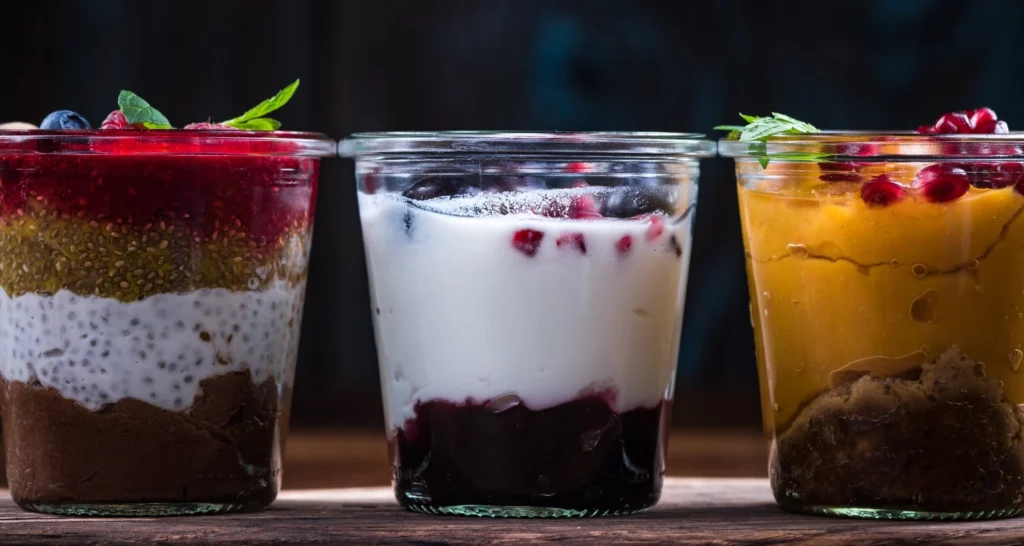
{"left": 719, "top": 131, "right": 1024, "bottom": 160}
{"left": 0, "top": 129, "right": 336, "bottom": 157}
{"left": 339, "top": 131, "right": 717, "bottom": 157}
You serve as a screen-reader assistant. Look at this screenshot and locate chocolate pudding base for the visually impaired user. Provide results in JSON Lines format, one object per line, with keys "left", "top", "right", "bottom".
{"left": 1, "top": 371, "right": 288, "bottom": 516}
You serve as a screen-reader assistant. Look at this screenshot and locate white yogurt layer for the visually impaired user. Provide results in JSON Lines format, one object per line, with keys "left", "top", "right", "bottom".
{"left": 360, "top": 189, "right": 694, "bottom": 430}
{"left": 0, "top": 281, "right": 306, "bottom": 411}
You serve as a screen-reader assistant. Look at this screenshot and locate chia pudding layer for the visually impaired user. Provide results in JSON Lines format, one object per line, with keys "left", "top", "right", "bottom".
{"left": 0, "top": 131, "right": 326, "bottom": 514}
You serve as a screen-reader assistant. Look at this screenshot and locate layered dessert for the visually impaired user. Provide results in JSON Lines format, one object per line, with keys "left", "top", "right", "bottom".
{"left": 727, "top": 108, "right": 1024, "bottom": 519}
{"left": 358, "top": 169, "right": 695, "bottom": 516}
{"left": 0, "top": 120, "right": 36, "bottom": 489}
{"left": 0, "top": 82, "right": 330, "bottom": 515}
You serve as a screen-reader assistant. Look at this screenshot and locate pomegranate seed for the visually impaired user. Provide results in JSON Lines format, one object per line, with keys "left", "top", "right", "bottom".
{"left": 935, "top": 112, "right": 972, "bottom": 134}
{"left": 568, "top": 195, "right": 602, "bottom": 219}
{"left": 564, "top": 162, "right": 590, "bottom": 174}
{"left": 967, "top": 162, "right": 1024, "bottom": 189}
{"left": 617, "top": 235, "right": 633, "bottom": 253}
{"left": 967, "top": 107, "right": 998, "bottom": 128}
{"left": 100, "top": 110, "right": 129, "bottom": 130}
{"left": 918, "top": 107, "right": 1008, "bottom": 134}
{"left": 646, "top": 215, "right": 665, "bottom": 241}
{"left": 556, "top": 233, "right": 587, "bottom": 254}
{"left": 819, "top": 172, "right": 863, "bottom": 183}
{"left": 860, "top": 175, "right": 907, "bottom": 207}
{"left": 913, "top": 164, "right": 970, "bottom": 203}
{"left": 976, "top": 119, "right": 1010, "bottom": 134}
{"left": 512, "top": 229, "right": 544, "bottom": 257}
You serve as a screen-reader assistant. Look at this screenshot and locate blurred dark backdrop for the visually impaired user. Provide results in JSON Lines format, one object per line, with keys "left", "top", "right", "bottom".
{"left": 1, "top": 0, "right": 1018, "bottom": 429}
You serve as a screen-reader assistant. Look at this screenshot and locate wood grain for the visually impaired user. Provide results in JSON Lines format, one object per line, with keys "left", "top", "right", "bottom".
{"left": 3, "top": 479, "right": 1024, "bottom": 545}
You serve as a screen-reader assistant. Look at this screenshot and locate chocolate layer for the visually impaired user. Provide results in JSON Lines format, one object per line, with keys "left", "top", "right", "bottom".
{"left": 2, "top": 371, "right": 288, "bottom": 507}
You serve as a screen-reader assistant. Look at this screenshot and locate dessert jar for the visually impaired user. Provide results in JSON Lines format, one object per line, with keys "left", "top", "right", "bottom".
{"left": 341, "top": 132, "right": 714, "bottom": 517}
{"left": 0, "top": 130, "right": 334, "bottom": 515}
{"left": 721, "top": 134, "right": 1024, "bottom": 520}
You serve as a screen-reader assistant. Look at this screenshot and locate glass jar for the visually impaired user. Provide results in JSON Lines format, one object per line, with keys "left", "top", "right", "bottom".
{"left": 0, "top": 129, "right": 335, "bottom": 516}
{"left": 341, "top": 132, "right": 714, "bottom": 517}
{"left": 721, "top": 134, "right": 1024, "bottom": 520}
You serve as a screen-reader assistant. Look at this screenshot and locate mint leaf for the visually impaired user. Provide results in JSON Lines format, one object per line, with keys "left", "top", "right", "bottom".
{"left": 229, "top": 118, "right": 282, "bottom": 131}
{"left": 118, "top": 91, "right": 172, "bottom": 129}
{"left": 222, "top": 79, "right": 299, "bottom": 130}
{"left": 716, "top": 112, "right": 822, "bottom": 168}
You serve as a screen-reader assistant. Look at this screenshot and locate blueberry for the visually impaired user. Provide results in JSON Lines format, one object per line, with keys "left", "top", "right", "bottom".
{"left": 402, "top": 176, "right": 477, "bottom": 201}
{"left": 601, "top": 187, "right": 673, "bottom": 218}
{"left": 40, "top": 110, "right": 92, "bottom": 130}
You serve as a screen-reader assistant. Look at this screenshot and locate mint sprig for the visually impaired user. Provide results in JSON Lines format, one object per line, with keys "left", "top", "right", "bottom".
{"left": 714, "top": 113, "right": 823, "bottom": 167}
{"left": 118, "top": 91, "right": 173, "bottom": 129}
{"left": 221, "top": 79, "right": 299, "bottom": 131}
{"left": 715, "top": 112, "right": 819, "bottom": 142}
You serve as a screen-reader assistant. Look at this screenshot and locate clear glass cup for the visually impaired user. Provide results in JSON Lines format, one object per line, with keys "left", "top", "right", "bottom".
{"left": 341, "top": 131, "right": 714, "bottom": 517}
{"left": 0, "top": 130, "right": 334, "bottom": 516}
{"left": 722, "top": 134, "right": 1024, "bottom": 520}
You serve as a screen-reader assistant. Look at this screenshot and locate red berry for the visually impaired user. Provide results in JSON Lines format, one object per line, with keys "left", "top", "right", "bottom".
{"left": 564, "top": 162, "right": 590, "bottom": 174}
{"left": 860, "top": 174, "right": 907, "bottom": 207}
{"left": 99, "top": 110, "right": 129, "bottom": 130}
{"left": 571, "top": 180, "right": 589, "bottom": 188}
{"left": 914, "top": 164, "right": 970, "bottom": 203}
{"left": 967, "top": 107, "right": 997, "bottom": 129}
{"left": 968, "top": 162, "right": 1024, "bottom": 189}
{"left": 568, "top": 195, "right": 602, "bottom": 219}
{"left": 512, "top": 229, "right": 544, "bottom": 257}
{"left": 617, "top": 235, "right": 633, "bottom": 254}
{"left": 819, "top": 171, "right": 862, "bottom": 183}
{"left": 183, "top": 122, "right": 238, "bottom": 130}
{"left": 556, "top": 233, "right": 587, "bottom": 254}
{"left": 646, "top": 215, "right": 665, "bottom": 241}
{"left": 918, "top": 107, "right": 1008, "bottom": 134}
{"left": 934, "top": 112, "right": 972, "bottom": 134}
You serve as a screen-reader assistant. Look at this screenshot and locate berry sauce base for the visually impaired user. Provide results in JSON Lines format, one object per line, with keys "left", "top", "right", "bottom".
{"left": 391, "top": 396, "right": 671, "bottom": 517}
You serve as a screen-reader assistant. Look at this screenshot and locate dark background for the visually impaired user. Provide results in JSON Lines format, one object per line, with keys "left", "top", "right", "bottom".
{"left": 1, "top": 0, "right": 1017, "bottom": 429}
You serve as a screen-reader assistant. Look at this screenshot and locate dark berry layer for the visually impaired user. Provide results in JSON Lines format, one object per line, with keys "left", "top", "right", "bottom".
{"left": 392, "top": 397, "right": 670, "bottom": 513}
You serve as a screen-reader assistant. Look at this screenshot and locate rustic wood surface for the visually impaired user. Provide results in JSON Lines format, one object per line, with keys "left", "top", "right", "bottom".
{"left": 4, "top": 430, "right": 1024, "bottom": 544}
{"left": 4, "top": 479, "right": 1024, "bottom": 545}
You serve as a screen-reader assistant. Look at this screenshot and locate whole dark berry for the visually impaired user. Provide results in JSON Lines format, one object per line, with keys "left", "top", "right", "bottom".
{"left": 40, "top": 110, "right": 91, "bottom": 130}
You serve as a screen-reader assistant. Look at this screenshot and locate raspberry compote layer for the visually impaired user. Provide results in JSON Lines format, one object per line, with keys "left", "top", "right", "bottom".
{"left": 0, "top": 132, "right": 323, "bottom": 515}
{"left": 359, "top": 185, "right": 693, "bottom": 516}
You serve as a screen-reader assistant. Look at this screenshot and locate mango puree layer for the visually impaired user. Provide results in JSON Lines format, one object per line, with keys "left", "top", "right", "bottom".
{"left": 739, "top": 183, "right": 1024, "bottom": 432}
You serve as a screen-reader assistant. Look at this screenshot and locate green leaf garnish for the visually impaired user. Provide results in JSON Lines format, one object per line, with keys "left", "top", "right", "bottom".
{"left": 716, "top": 112, "right": 822, "bottom": 167}
{"left": 222, "top": 79, "right": 299, "bottom": 130}
{"left": 716, "top": 112, "right": 820, "bottom": 142}
{"left": 118, "top": 91, "right": 173, "bottom": 129}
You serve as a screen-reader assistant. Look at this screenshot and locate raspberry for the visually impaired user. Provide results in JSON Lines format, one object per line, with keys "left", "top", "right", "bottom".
{"left": 99, "top": 111, "right": 129, "bottom": 130}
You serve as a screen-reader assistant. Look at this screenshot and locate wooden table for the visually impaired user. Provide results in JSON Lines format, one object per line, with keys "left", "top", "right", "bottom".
{"left": 3, "top": 430, "right": 1024, "bottom": 544}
